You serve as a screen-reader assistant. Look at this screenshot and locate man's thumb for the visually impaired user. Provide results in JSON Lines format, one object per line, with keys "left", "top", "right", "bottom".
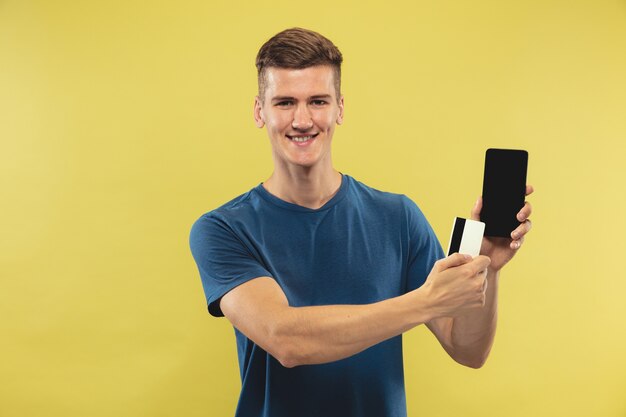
{"left": 436, "top": 252, "right": 472, "bottom": 272}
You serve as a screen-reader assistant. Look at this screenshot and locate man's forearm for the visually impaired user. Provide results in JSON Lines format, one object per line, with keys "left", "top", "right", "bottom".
{"left": 223, "top": 256, "right": 496, "bottom": 368}
{"left": 273, "top": 289, "right": 432, "bottom": 367}
{"left": 449, "top": 268, "right": 500, "bottom": 367}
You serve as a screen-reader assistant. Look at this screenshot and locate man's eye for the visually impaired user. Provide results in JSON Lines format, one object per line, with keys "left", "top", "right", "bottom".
{"left": 311, "top": 100, "right": 327, "bottom": 106}
{"left": 276, "top": 101, "right": 293, "bottom": 107}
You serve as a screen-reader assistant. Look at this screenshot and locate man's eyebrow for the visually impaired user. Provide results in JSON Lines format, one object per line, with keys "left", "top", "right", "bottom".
{"left": 270, "top": 94, "right": 333, "bottom": 102}
{"left": 310, "top": 94, "right": 332, "bottom": 100}
{"left": 270, "top": 96, "right": 295, "bottom": 102}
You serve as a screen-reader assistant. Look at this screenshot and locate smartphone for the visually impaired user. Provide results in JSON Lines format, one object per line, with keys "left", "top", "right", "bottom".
{"left": 480, "top": 149, "right": 528, "bottom": 237}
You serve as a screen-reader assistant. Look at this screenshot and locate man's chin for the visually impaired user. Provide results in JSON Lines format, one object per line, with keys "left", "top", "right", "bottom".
{"left": 283, "top": 154, "right": 323, "bottom": 169}
{"left": 289, "top": 160, "right": 317, "bottom": 169}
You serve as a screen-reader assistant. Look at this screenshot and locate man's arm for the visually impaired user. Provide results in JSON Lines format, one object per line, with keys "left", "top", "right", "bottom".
{"left": 426, "top": 268, "right": 499, "bottom": 369}
{"left": 426, "top": 185, "right": 533, "bottom": 368}
{"left": 221, "top": 254, "right": 491, "bottom": 368}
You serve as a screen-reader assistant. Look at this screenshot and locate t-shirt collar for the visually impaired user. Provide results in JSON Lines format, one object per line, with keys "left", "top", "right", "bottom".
{"left": 254, "top": 173, "right": 349, "bottom": 212}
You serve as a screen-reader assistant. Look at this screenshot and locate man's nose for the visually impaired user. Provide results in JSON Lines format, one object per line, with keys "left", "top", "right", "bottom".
{"left": 292, "top": 103, "right": 313, "bottom": 130}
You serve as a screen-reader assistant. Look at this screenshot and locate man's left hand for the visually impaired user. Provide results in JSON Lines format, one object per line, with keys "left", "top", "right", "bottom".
{"left": 471, "top": 185, "right": 534, "bottom": 272}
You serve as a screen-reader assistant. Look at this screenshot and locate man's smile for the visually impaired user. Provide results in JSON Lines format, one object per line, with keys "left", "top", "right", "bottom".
{"left": 286, "top": 133, "right": 319, "bottom": 144}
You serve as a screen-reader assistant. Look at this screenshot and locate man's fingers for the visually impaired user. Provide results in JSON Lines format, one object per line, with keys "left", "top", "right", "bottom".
{"left": 436, "top": 252, "right": 473, "bottom": 271}
{"left": 511, "top": 218, "right": 532, "bottom": 239}
{"left": 470, "top": 196, "right": 482, "bottom": 221}
{"left": 436, "top": 254, "right": 490, "bottom": 277}
{"left": 459, "top": 255, "right": 491, "bottom": 277}
{"left": 517, "top": 201, "right": 532, "bottom": 222}
{"left": 525, "top": 184, "right": 534, "bottom": 196}
{"left": 470, "top": 255, "right": 491, "bottom": 274}
{"left": 511, "top": 235, "right": 525, "bottom": 250}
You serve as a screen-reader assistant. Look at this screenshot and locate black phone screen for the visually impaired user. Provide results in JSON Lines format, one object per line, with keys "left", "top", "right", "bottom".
{"left": 480, "top": 149, "right": 528, "bottom": 237}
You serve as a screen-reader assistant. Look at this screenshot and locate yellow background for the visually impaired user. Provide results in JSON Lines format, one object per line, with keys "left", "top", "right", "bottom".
{"left": 1, "top": 0, "right": 625, "bottom": 416}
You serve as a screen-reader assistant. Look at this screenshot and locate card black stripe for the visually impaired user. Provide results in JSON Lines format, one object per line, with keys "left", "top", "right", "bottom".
{"left": 448, "top": 217, "right": 465, "bottom": 255}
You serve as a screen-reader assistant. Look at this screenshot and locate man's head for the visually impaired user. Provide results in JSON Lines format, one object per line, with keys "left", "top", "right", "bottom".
{"left": 256, "top": 27, "right": 343, "bottom": 104}
{"left": 253, "top": 28, "right": 345, "bottom": 170}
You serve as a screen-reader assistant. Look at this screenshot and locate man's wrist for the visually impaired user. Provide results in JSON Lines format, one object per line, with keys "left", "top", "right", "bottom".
{"left": 403, "top": 285, "right": 436, "bottom": 326}
{"left": 487, "top": 267, "right": 501, "bottom": 278}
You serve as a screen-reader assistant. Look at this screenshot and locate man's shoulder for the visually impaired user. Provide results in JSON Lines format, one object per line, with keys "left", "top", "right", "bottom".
{"left": 213, "top": 188, "right": 257, "bottom": 215}
{"left": 193, "top": 185, "right": 261, "bottom": 227}
{"left": 346, "top": 176, "right": 430, "bottom": 228}
{"left": 347, "top": 175, "right": 415, "bottom": 209}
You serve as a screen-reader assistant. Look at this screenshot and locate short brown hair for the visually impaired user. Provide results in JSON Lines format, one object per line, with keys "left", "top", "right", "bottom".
{"left": 255, "top": 27, "right": 343, "bottom": 103}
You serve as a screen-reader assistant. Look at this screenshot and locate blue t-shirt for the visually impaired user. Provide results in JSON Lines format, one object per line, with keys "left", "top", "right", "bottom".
{"left": 189, "top": 174, "right": 444, "bottom": 417}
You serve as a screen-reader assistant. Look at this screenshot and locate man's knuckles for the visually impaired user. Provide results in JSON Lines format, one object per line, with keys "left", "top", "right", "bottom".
{"left": 476, "top": 255, "right": 491, "bottom": 268}
{"left": 434, "top": 253, "right": 469, "bottom": 272}
{"left": 460, "top": 261, "right": 489, "bottom": 279}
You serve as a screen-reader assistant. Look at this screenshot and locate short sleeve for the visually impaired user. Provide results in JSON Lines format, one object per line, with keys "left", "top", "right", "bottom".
{"left": 189, "top": 214, "right": 273, "bottom": 317}
{"left": 402, "top": 196, "right": 445, "bottom": 292}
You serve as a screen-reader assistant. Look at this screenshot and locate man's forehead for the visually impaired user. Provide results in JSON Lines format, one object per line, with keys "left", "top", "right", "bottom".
{"left": 264, "top": 66, "right": 336, "bottom": 97}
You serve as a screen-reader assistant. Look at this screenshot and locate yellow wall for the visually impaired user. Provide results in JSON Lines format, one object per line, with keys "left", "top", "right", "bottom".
{"left": 1, "top": 0, "right": 625, "bottom": 415}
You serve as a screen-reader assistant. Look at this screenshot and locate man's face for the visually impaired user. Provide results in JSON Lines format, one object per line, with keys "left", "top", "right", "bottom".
{"left": 254, "top": 65, "right": 344, "bottom": 170}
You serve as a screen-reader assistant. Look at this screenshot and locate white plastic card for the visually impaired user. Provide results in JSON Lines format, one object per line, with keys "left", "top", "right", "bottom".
{"left": 446, "top": 217, "right": 485, "bottom": 257}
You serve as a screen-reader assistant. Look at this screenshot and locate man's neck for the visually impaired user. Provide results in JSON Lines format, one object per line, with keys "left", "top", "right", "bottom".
{"left": 263, "top": 166, "right": 343, "bottom": 210}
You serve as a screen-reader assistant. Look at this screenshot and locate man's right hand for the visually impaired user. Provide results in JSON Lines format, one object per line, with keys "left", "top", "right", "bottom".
{"left": 419, "top": 253, "right": 491, "bottom": 320}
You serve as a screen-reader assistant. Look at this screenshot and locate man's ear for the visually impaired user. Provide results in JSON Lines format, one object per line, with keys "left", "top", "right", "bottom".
{"left": 254, "top": 96, "right": 265, "bottom": 128}
{"left": 336, "top": 95, "right": 345, "bottom": 125}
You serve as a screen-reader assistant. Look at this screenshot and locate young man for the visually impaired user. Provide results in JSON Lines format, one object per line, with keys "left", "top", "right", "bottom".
{"left": 189, "top": 27, "right": 533, "bottom": 417}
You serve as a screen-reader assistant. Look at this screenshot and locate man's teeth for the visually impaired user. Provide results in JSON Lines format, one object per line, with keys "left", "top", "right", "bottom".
{"left": 290, "top": 135, "right": 314, "bottom": 142}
